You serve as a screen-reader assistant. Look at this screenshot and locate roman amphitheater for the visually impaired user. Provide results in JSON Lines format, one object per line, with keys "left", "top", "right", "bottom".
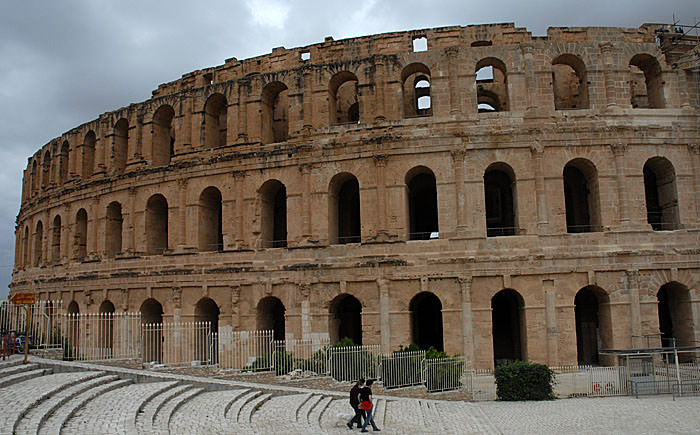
{"left": 10, "top": 22, "right": 700, "bottom": 371}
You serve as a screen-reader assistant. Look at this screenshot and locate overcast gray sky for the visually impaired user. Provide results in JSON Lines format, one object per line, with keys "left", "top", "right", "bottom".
{"left": 1, "top": 0, "right": 698, "bottom": 299}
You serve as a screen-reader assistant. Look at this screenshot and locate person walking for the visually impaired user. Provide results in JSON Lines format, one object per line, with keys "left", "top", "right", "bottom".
{"left": 347, "top": 378, "right": 365, "bottom": 429}
{"left": 359, "top": 379, "right": 380, "bottom": 432}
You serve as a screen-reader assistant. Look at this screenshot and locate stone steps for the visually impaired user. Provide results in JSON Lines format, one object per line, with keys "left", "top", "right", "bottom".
{"left": 135, "top": 383, "right": 192, "bottom": 434}
{"left": 0, "top": 363, "right": 38, "bottom": 379}
{"left": 152, "top": 386, "right": 204, "bottom": 435}
{"left": 0, "top": 368, "right": 49, "bottom": 389}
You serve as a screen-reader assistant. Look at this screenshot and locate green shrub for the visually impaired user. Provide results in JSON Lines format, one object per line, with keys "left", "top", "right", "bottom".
{"left": 494, "top": 361, "right": 555, "bottom": 401}
{"left": 333, "top": 337, "right": 355, "bottom": 347}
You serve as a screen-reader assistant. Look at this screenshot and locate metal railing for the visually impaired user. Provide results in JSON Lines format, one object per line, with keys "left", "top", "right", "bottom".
{"left": 327, "top": 344, "right": 381, "bottom": 382}
{"left": 423, "top": 356, "right": 469, "bottom": 393}
{"left": 142, "top": 321, "right": 213, "bottom": 366}
{"left": 63, "top": 312, "right": 141, "bottom": 361}
{"left": 271, "top": 337, "right": 330, "bottom": 376}
{"left": 0, "top": 300, "right": 64, "bottom": 349}
{"left": 379, "top": 350, "right": 425, "bottom": 389}
{"left": 217, "top": 328, "right": 274, "bottom": 371}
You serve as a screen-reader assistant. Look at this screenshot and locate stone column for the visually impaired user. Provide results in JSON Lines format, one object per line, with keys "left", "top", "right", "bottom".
{"left": 378, "top": 278, "right": 391, "bottom": 353}
{"left": 445, "top": 47, "right": 460, "bottom": 115}
{"left": 373, "top": 155, "right": 388, "bottom": 239}
{"left": 230, "top": 285, "right": 241, "bottom": 330}
{"left": 302, "top": 68, "right": 313, "bottom": 131}
{"left": 172, "top": 286, "right": 182, "bottom": 322}
{"left": 234, "top": 171, "right": 247, "bottom": 249}
{"left": 126, "top": 187, "right": 136, "bottom": 253}
{"left": 530, "top": 143, "right": 549, "bottom": 231}
{"left": 611, "top": 143, "right": 630, "bottom": 225}
{"left": 89, "top": 198, "right": 99, "bottom": 256}
{"left": 452, "top": 149, "right": 467, "bottom": 235}
{"left": 626, "top": 270, "right": 643, "bottom": 347}
{"left": 688, "top": 144, "right": 700, "bottom": 222}
{"left": 543, "top": 279, "right": 559, "bottom": 365}
{"left": 299, "top": 283, "right": 311, "bottom": 338}
{"left": 600, "top": 42, "right": 618, "bottom": 108}
{"left": 522, "top": 43, "right": 537, "bottom": 111}
{"left": 459, "top": 276, "right": 475, "bottom": 364}
{"left": 237, "top": 82, "right": 248, "bottom": 142}
{"left": 299, "top": 164, "right": 313, "bottom": 240}
{"left": 374, "top": 57, "right": 386, "bottom": 121}
{"left": 177, "top": 178, "right": 189, "bottom": 249}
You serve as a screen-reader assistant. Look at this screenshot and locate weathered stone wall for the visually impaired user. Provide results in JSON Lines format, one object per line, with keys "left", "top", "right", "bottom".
{"left": 12, "top": 23, "right": 700, "bottom": 369}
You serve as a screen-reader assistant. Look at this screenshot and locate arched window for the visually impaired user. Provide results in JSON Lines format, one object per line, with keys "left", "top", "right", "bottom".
{"left": 491, "top": 289, "right": 526, "bottom": 366}
{"left": 51, "top": 215, "right": 61, "bottom": 262}
{"left": 401, "top": 63, "right": 432, "bottom": 117}
{"left": 257, "top": 297, "right": 286, "bottom": 341}
{"left": 575, "top": 286, "right": 611, "bottom": 365}
{"left": 199, "top": 187, "right": 223, "bottom": 252}
{"left": 629, "top": 54, "right": 665, "bottom": 108}
{"left": 261, "top": 82, "right": 288, "bottom": 144}
{"left": 329, "top": 294, "right": 362, "bottom": 345}
{"left": 74, "top": 209, "right": 88, "bottom": 259}
{"left": 42, "top": 150, "right": 51, "bottom": 189}
{"left": 329, "top": 72, "right": 359, "bottom": 125}
{"left": 105, "top": 202, "right": 123, "bottom": 256}
{"left": 563, "top": 159, "right": 601, "bottom": 233}
{"left": 476, "top": 58, "right": 509, "bottom": 112}
{"left": 59, "top": 141, "right": 70, "bottom": 184}
{"left": 66, "top": 300, "right": 80, "bottom": 360}
{"left": 113, "top": 118, "right": 129, "bottom": 174}
{"left": 146, "top": 194, "right": 168, "bottom": 254}
{"left": 31, "top": 160, "right": 38, "bottom": 196}
{"left": 329, "top": 173, "right": 361, "bottom": 244}
{"left": 82, "top": 130, "right": 96, "bottom": 179}
{"left": 410, "top": 292, "right": 443, "bottom": 351}
{"left": 484, "top": 163, "right": 517, "bottom": 237}
{"left": 657, "top": 283, "right": 693, "bottom": 350}
{"left": 99, "top": 300, "right": 115, "bottom": 355}
{"left": 34, "top": 220, "right": 43, "bottom": 266}
{"left": 643, "top": 157, "right": 679, "bottom": 231}
{"left": 141, "top": 298, "right": 163, "bottom": 363}
{"left": 152, "top": 105, "right": 175, "bottom": 166}
{"left": 203, "top": 93, "right": 228, "bottom": 148}
{"left": 259, "top": 180, "right": 287, "bottom": 248}
{"left": 552, "top": 54, "right": 589, "bottom": 110}
{"left": 195, "top": 297, "right": 220, "bottom": 363}
{"left": 406, "top": 167, "right": 438, "bottom": 240}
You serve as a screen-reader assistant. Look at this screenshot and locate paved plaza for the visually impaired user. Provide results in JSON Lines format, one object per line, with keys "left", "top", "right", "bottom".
{"left": 0, "top": 355, "right": 698, "bottom": 434}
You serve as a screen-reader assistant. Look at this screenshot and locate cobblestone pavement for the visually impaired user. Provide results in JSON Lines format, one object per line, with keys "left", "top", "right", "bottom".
{"left": 1, "top": 355, "right": 699, "bottom": 434}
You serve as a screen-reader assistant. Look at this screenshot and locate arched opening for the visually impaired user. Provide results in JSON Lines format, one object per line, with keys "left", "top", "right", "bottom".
{"left": 34, "top": 221, "right": 43, "bottom": 266}
{"left": 410, "top": 292, "right": 444, "bottom": 351}
{"left": 66, "top": 300, "right": 80, "bottom": 360}
{"left": 329, "top": 294, "right": 362, "bottom": 345}
{"left": 657, "top": 282, "right": 694, "bottom": 350}
{"left": 261, "top": 82, "right": 289, "bottom": 144}
{"left": 401, "top": 63, "right": 432, "bottom": 117}
{"left": 644, "top": 157, "right": 679, "bottom": 231}
{"left": 329, "top": 173, "right": 361, "bottom": 244}
{"left": 195, "top": 297, "right": 220, "bottom": 363}
{"left": 31, "top": 160, "right": 38, "bottom": 196}
{"left": 575, "top": 286, "right": 612, "bottom": 365}
{"left": 59, "top": 141, "right": 70, "bottom": 184}
{"left": 563, "top": 159, "right": 601, "bottom": 233}
{"left": 259, "top": 180, "right": 287, "bottom": 248}
{"left": 152, "top": 105, "right": 175, "bottom": 166}
{"left": 629, "top": 54, "right": 665, "bottom": 108}
{"left": 146, "top": 194, "right": 168, "bottom": 254}
{"left": 105, "top": 202, "right": 123, "bottom": 256}
{"left": 51, "top": 215, "right": 61, "bottom": 262}
{"left": 74, "top": 209, "right": 88, "bottom": 259}
{"left": 476, "top": 58, "right": 509, "bottom": 113}
{"left": 203, "top": 93, "right": 228, "bottom": 148}
{"left": 484, "top": 163, "right": 517, "bottom": 237}
{"left": 82, "top": 130, "right": 96, "bottom": 179}
{"left": 329, "top": 72, "right": 359, "bottom": 125}
{"left": 140, "top": 298, "right": 163, "bottom": 363}
{"left": 41, "top": 151, "right": 51, "bottom": 189}
{"left": 491, "top": 289, "right": 525, "bottom": 366}
{"left": 552, "top": 54, "right": 589, "bottom": 110}
{"left": 406, "top": 167, "right": 438, "bottom": 240}
{"left": 198, "top": 187, "right": 223, "bottom": 251}
{"left": 257, "top": 297, "right": 286, "bottom": 341}
{"left": 99, "top": 300, "right": 115, "bottom": 354}
{"left": 113, "top": 118, "right": 128, "bottom": 173}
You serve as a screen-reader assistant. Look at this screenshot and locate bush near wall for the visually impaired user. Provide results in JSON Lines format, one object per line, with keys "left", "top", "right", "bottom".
{"left": 494, "top": 361, "right": 555, "bottom": 401}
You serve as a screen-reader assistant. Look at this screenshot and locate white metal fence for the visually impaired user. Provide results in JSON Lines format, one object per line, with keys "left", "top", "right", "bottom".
{"left": 142, "top": 321, "right": 214, "bottom": 366}
{"left": 0, "top": 300, "right": 64, "bottom": 349}
{"left": 217, "top": 328, "right": 274, "bottom": 371}
{"left": 327, "top": 344, "right": 381, "bottom": 382}
{"left": 379, "top": 350, "right": 425, "bottom": 389}
{"left": 423, "top": 356, "right": 469, "bottom": 393}
{"left": 63, "top": 312, "right": 141, "bottom": 361}
{"left": 271, "top": 337, "right": 331, "bottom": 376}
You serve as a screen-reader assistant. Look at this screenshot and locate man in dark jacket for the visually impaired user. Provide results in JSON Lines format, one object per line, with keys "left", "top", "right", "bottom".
{"left": 347, "top": 378, "right": 365, "bottom": 429}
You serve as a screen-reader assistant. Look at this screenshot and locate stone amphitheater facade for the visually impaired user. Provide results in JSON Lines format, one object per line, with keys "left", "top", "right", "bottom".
{"left": 11, "top": 23, "right": 700, "bottom": 369}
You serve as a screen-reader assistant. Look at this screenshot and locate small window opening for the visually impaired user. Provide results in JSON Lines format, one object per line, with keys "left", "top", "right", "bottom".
{"left": 476, "top": 66, "right": 493, "bottom": 82}
{"left": 412, "top": 36, "right": 428, "bottom": 52}
{"left": 203, "top": 73, "right": 214, "bottom": 85}
{"left": 300, "top": 51, "right": 310, "bottom": 61}
{"left": 471, "top": 40, "right": 493, "bottom": 47}
{"left": 476, "top": 58, "right": 508, "bottom": 112}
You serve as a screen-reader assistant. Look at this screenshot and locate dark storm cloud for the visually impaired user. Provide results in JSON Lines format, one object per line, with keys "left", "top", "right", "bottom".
{"left": 0, "top": 0, "right": 698, "bottom": 298}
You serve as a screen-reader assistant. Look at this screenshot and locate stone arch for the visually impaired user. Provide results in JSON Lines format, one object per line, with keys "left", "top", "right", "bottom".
{"left": 113, "top": 118, "right": 129, "bottom": 174}
{"left": 257, "top": 296, "right": 286, "bottom": 341}
{"left": 329, "top": 294, "right": 362, "bottom": 345}
{"left": 51, "top": 214, "right": 61, "bottom": 262}
{"left": 105, "top": 201, "right": 123, "bottom": 256}
{"left": 657, "top": 282, "right": 694, "bottom": 349}
{"left": 59, "top": 141, "right": 70, "bottom": 184}
{"left": 563, "top": 158, "right": 601, "bottom": 233}
{"left": 409, "top": 291, "right": 444, "bottom": 351}
{"left": 552, "top": 54, "right": 589, "bottom": 110}
{"left": 575, "top": 286, "right": 612, "bottom": 365}
{"left": 82, "top": 130, "right": 96, "bottom": 179}
{"left": 140, "top": 298, "right": 163, "bottom": 363}
{"left": 195, "top": 297, "right": 220, "bottom": 363}
{"left": 405, "top": 166, "right": 438, "bottom": 240}
{"left": 34, "top": 220, "right": 43, "bottom": 266}
{"left": 42, "top": 150, "right": 51, "bottom": 189}
{"left": 261, "top": 81, "right": 289, "bottom": 144}
{"left": 152, "top": 104, "right": 175, "bottom": 166}
{"left": 66, "top": 300, "right": 80, "bottom": 360}
{"left": 99, "top": 300, "right": 115, "bottom": 353}
{"left": 199, "top": 187, "right": 223, "bottom": 251}
{"left": 259, "top": 180, "right": 287, "bottom": 248}
{"left": 203, "top": 93, "right": 228, "bottom": 148}
{"left": 476, "top": 57, "right": 509, "bottom": 112}
{"left": 401, "top": 63, "right": 432, "bottom": 117}
{"left": 491, "top": 289, "right": 526, "bottom": 365}
{"left": 629, "top": 54, "right": 665, "bottom": 108}
{"left": 484, "top": 162, "right": 517, "bottom": 237}
{"left": 643, "top": 157, "right": 680, "bottom": 231}
{"left": 74, "top": 208, "right": 88, "bottom": 259}
{"left": 329, "top": 71, "right": 359, "bottom": 125}
{"left": 146, "top": 194, "right": 168, "bottom": 254}
{"left": 328, "top": 172, "right": 361, "bottom": 244}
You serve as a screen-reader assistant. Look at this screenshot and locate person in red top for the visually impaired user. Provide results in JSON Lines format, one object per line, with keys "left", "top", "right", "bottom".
{"left": 359, "top": 379, "right": 380, "bottom": 432}
{"left": 347, "top": 378, "right": 365, "bottom": 429}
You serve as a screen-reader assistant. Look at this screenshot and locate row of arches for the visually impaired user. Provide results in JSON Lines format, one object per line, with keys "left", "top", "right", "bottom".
{"left": 19, "top": 155, "right": 682, "bottom": 267}
{"left": 25, "top": 51, "right": 669, "bottom": 198}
